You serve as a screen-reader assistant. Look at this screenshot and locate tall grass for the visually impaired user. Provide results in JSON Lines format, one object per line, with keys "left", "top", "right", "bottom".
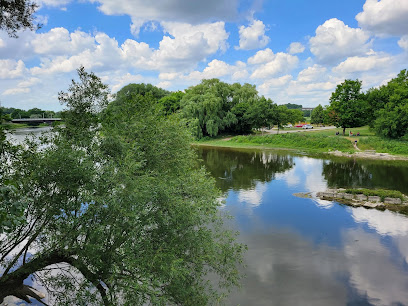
{"left": 357, "top": 137, "right": 408, "bottom": 155}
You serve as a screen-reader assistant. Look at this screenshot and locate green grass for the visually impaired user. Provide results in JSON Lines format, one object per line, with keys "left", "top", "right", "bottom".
{"left": 193, "top": 126, "right": 408, "bottom": 157}
{"left": 0, "top": 122, "right": 30, "bottom": 129}
{"left": 198, "top": 132, "right": 354, "bottom": 152}
{"left": 344, "top": 188, "right": 405, "bottom": 201}
{"left": 357, "top": 137, "right": 408, "bottom": 155}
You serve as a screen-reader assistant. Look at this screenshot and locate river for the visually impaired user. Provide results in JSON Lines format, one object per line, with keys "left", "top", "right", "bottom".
{"left": 197, "top": 146, "right": 408, "bottom": 306}
{"left": 5, "top": 129, "right": 408, "bottom": 305}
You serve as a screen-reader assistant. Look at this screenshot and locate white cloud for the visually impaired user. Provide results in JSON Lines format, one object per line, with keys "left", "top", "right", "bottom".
{"left": 288, "top": 42, "right": 305, "bottom": 54}
{"left": 37, "top": 0, "right": 72, "bottom": 6}
{"left": 398, "top": 36, "right": 408, "bottom": 51}
{"left": 259, "top": 75, "right": 292, "bottom": 90}
{"left": 333, "top": 54, "right": 394, "bottom": 74}
{"left": 149, "top": 22, "right": 229, "bottom": 71}
{"left": 156, "top": 81, "right": 172, "bottom": 89}
{"left": 309, "top": 18, "right": 371, "bottom": 64}
{"left": 250, "top": 52, "right": 298, "bottom": 79}
{"left": 31, "top": 28, "right": 95, "bottom": 56}
{"left": 356, "top": 0, "right": 408, "bottom": 36}
{"left": 110, "top": 73, "right": 143, "bottom": 92}
{"left": 297, "top": 65, "right": 327, "bottom": 83}
{"left": 0, "top": 60, "right": 26, "bottom": 79}
{"left": 3, "top": 88, "right": 31, "bottom": 95}
{"left": 247, "top": 48, "right": 274, "bottom": 65}
{"left": 89, "top": 0, "right": 239, "bottom": 25}
{"left": 236, "top": 20, "right": 269, "bottom": 50}
{"left": 186, "top": 59, "right": 247, "bottom": 81}
{"left": 158, "top": 72, "right": 180, "bottom": 80}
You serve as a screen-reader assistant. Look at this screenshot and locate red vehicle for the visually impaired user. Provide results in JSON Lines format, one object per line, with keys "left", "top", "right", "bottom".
{"left": 295, "top": 124, "right": 304, "bottom": 127}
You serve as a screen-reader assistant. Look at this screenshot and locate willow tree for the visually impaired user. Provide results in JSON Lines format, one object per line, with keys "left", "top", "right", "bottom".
{"left": 0, "top": 68, "right": 245, "bottom": 305}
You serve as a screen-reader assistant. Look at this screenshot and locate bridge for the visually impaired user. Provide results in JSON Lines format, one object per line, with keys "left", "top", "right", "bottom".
{"left": 11, "top": 118, "right": 62, "bottom": 124}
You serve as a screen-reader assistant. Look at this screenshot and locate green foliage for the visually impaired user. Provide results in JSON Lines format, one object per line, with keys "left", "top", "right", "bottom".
{"left": 371, "top": 70, "right": 408, "bottom": 139}
{"left": 158, "top": 91, "right": 184, "bottom": 115}
{"left": 344, "top": 188, "right": 404, "bottom": 201}
{"left": 287, "top": 108, "right": 304, "bottom": 124}
{"left": 181, "top": 79, "right": 238, "bottom": 138}
{"left": 0, "top": 69, "right": 245, "bottom": 305}
{"left": 0, "top": 0, "right": 39, "bottom": 38}
{"left": 328, "top": 79, "right": 368, "bottom": 134}
{"left": 283, "top": 103, "right": 302, "bottom": 109}
{"left": 311, "top": 104, "right": 324, "bottom": 124}
{"left": 357, "top": 136, "right": 408, "bottom": 155}
{"left": 116, "top": 83, "right": 169, "bottom": 101}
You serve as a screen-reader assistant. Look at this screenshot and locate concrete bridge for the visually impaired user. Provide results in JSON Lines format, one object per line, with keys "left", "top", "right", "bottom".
{"left": 11, "top": 118, "right": 62, "bottom": 124}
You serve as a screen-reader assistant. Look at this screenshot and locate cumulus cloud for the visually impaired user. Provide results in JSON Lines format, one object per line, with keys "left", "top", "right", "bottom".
{"left": 247, "top": 48, "right": 274, "bottom": 65}
{"left": 333, "top": 54, "right": 395, "bottom": 74}
{"left": 31, "top": 28, "right": 95, "bottom": 56}
{"left": 398, "top": 36, "right": 408, "bottom": 51}
{"left": 309, "top": 18, "right": 371, "bottom": 64}
{"left": 356, "top": 0, "right": 408, "bottom": 36}
{"left": 259, "top": 75, "right": 292, "bottom": 90}
{"left": 29, "top": 22, "right": 228, "bottom": 76}
{"left": 0, "top": 60, "right": 26, "bottom": 79}
{"left": 90, "top": 0, "right": 239, "bottom": 26}
{"left": 3, "top": 88, "right": 30, "bottom": 95}
{"left": 236, "top": 20, "right": 270, "bottom": 50}
{"left": 250, "top": 52, "right": 298, "bottom": 79}
{"left": 297, "top": 65, "right": 327, "bottom": 83}
{"left": 288, "top": 42, "right": 305, "bottom": 54}
{"left": 151, "top": 22, "right": 229, "bottom": 71}
{"left": 186, "top": 60, "right": 247, "bottom": 81}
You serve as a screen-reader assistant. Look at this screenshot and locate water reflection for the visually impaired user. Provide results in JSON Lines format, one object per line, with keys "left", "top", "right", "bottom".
{"left": 197, "top": 147, "right": 408, "bottom": 305}
{"left": 322, "top": 158, "right": 408, "bottom": 194}
{"left": 196, "top": 147, "right": 294, "bottom": 192}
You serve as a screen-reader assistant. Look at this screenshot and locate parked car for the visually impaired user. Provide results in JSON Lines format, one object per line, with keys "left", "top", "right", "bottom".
{"left": 302, "top": 124, "right": 313, "bottom": 129}
{"left": 295, "top": 124, "right": 303, "bottom": 127}
{"left": 284, "top": 124, "right": 293, "bottom": 128}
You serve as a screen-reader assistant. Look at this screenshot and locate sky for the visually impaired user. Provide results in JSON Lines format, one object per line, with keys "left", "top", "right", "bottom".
{"left": 1, "top": 0, "right": 408, "bottom": 111}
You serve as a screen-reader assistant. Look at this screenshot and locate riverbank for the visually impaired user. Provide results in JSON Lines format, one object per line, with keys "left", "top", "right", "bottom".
{"left": 193, "top": 126, "right": 408, "bottom": 161}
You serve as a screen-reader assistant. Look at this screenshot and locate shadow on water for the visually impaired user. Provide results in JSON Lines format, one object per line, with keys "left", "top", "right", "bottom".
{"left": 196, "top": 146, "right": 295, "bottom": 192}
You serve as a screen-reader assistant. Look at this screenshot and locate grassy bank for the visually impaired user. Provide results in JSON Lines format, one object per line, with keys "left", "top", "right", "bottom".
{"left": 194, "top": 126, "right": 408, "bottom": 157}
{"left": 195, "top": 132, "right": 354, "bottom": 153}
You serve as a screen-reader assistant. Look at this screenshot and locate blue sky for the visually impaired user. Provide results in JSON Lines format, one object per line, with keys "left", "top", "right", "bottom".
{"left": 1, "top": 0, "right": 408, "bottom": 111}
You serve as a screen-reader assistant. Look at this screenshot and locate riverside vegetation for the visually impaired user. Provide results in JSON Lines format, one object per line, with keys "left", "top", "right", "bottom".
{"left": 0, "top": 68, "right": 245, "bottom": 305}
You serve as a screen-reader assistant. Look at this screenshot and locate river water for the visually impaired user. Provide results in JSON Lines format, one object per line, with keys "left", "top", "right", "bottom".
{"left": 5, "top": 129, "right": 408, "bottom": 305}
{"left": 197, "top": 146, "right": 408, "bottom": 306}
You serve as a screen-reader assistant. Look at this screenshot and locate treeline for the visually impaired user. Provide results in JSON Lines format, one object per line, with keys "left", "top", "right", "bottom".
{"left": 1, "top": 107, "right": 62, "bottom": 120}
{"left": 112, "top": 80, "right": 304, "bottom": 139}
{"left": 311, "top": 69, "right": 408, "bottom": 139}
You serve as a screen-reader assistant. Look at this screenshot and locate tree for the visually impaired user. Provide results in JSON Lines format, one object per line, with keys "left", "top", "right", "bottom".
{"left": 0, "top": 0, "right": 39, "bottom": 37}
{"left": 371, "top": 70, "right": 408, "bottom": 139}
{"left": 0, "top": 69, "right": 245, "bottom": 304}
{"left": 158, "top": 91, "right": 184, "bottom": 115}
{"left": 181, "top": 79, "right": 237, "bottom": 138}
{"left": 245, "top": 97, "right": 275, "bottom": 134}
{"left": 287, "top": 108, "right": 304, "bottom": 124}
{"left": 310, "top": 104, "right": 324, "bottom": 125}
{"left": 327, "top": 79, "right": 367, "bottom": 136}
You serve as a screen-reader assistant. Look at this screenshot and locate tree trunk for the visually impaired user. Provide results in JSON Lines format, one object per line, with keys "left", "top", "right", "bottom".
{"left": 343, "top": 127, "right": 346, "bottom": 136}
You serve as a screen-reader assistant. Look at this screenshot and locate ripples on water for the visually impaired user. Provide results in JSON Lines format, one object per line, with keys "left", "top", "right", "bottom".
{"left": 197, "top": 147, "right": 408, "bottom": 306}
